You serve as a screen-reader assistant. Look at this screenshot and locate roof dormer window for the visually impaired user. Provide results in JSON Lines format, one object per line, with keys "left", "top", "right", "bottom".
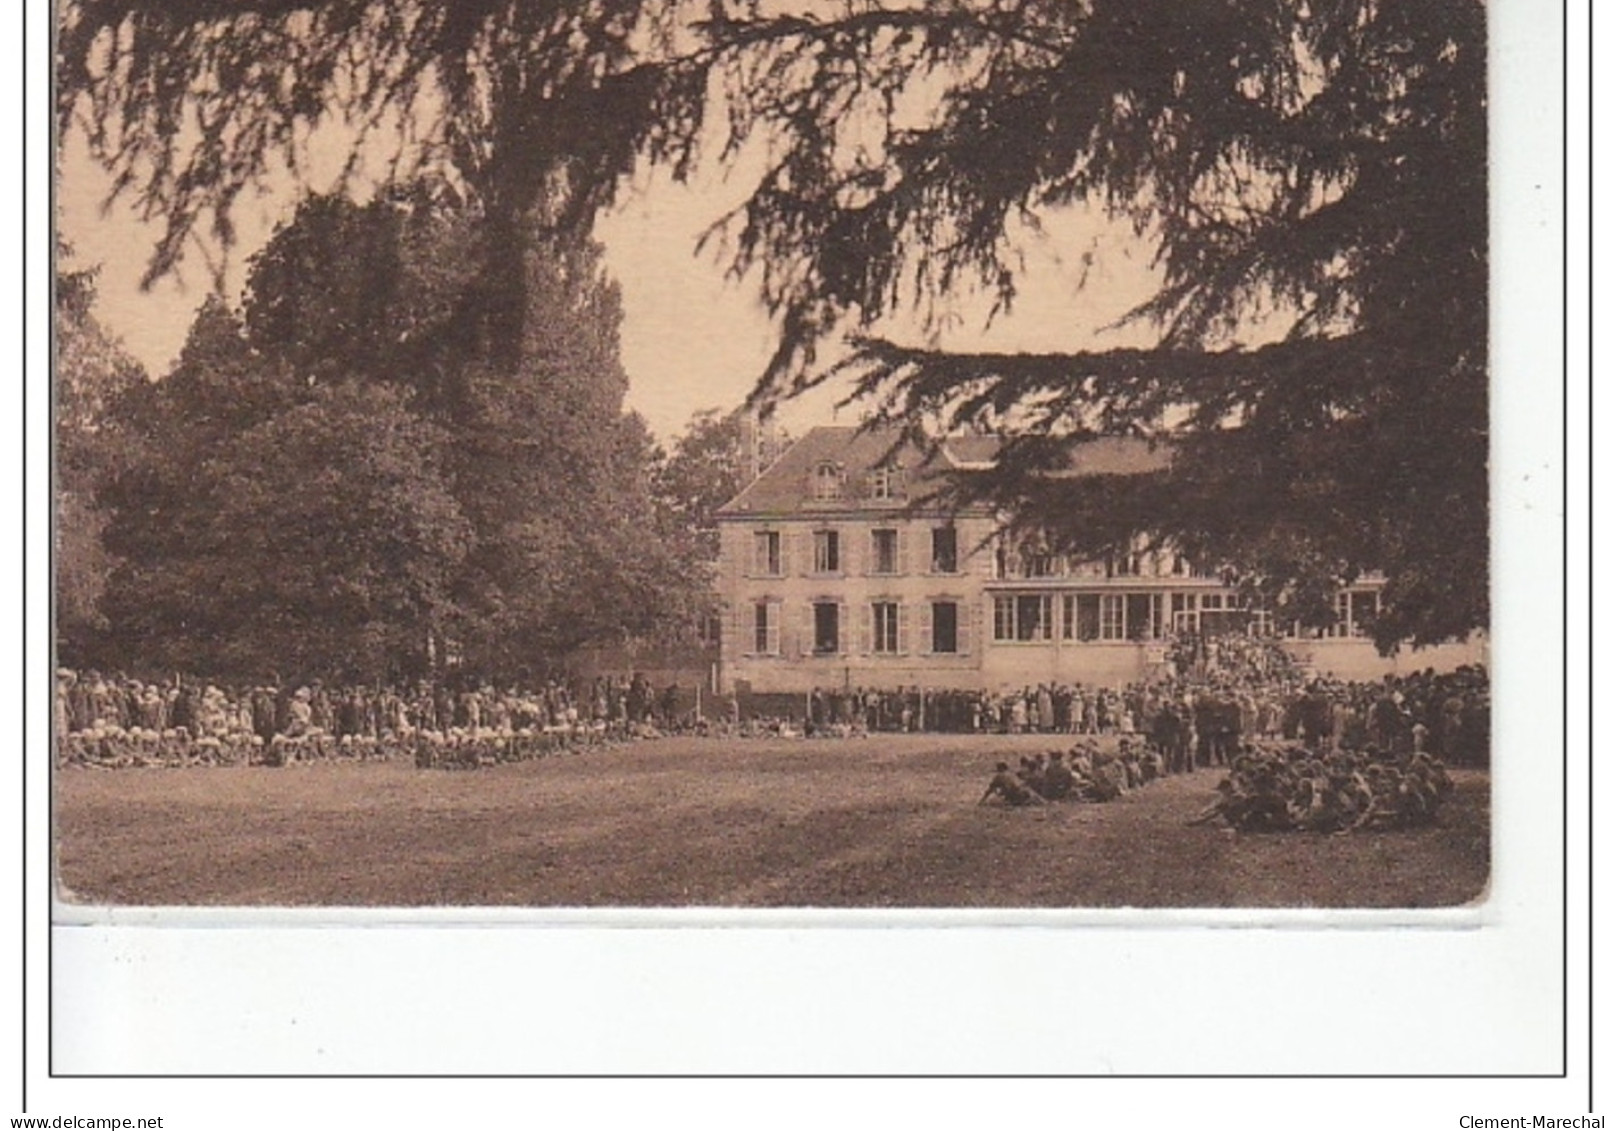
{"left": 813, "top": 461, "right": 845, "bottom": 501}
{"left": 869, "top": 462, "right": 905, "bottom": 501}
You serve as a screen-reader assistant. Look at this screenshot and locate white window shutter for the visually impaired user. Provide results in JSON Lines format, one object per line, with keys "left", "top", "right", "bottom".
{"left": 960, "top": 599, "right": 975, "bottom": 655}
{"left": 839, "top": 602, "right": 850, "bottom": 655}
{"left": 766, "top": 601, "right": 781, "bottom": 655}
{"left": 842, "top": 527, "right": 857, "bottom": 576}
{"left": 919, "top": 601, "right": 934, "bottom": 655}
{"left": 897, "top": 601, "right": 910, "bottom": 655}
{"left": 895, "top": 527, "right": 908, "bottom": 576}
{"left": 799, "top": 602, "right": 814, "bottom": 657}
{"left": 861, "top": 603, "right": 873, "bottom": 655}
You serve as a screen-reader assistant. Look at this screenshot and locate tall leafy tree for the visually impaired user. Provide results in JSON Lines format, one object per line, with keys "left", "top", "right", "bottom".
{"left": 445, "top": 229, "right": 651, "bottom": 665}
{"left": 196, "top": 381, "right": 473, "bottom": 680}
{"left": 651, "top": 408, "right": 789, "bottom": 560}
{"left": 97, "top": 297, "right": 292, "bottom": 668}
{"left": 95, "top": 187, "right": 708, "bottom": 676}
{"left": 651, "top": 409, "right": 749, "bottom": 563}
{"left": 97, "top": 295, "right": 474, "bottom": 680}
{"left": 56, "top": 253, "right": 146, "bottom": 659}
{"left": 60, "top": 0, "right": 1489, "bottom": 649}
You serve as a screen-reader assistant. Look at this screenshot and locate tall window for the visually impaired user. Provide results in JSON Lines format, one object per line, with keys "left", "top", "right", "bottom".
{"left": 931, "top": 601, "right": 959, "bottom": 654}
{"left": 1125, "top": 593, "right": 1161, "bottom": 640}
{"left": 931, "top": 526, "right": 958, "bottom": 573}
{"left": 872, "top": 601, "right": 900, "bottom": 653}
{"left": 1018, "top": 595, "right": 1051, "bottom": 640}
{"left": 871, "top": 528, "right": 898, "bottom": 574}
{"left": 1100, "top": 594, "right": 1126, "bottom": 640}
{"left": 813, "top": 529, "right": 840, "bottom": 573}
{"left": 813, "top": 462, "right": 844, "bottom": 500}
{"left": 753, "top": 601, "right": 780, "bottom": 655}
{"left": 813, "top": 602, "right": 840, "bottom": 654}
{"left": 1064, "top": 594, "right": 1101, "bottom": 641}
{"left": 1171, "top": 592, "right": 1197, "bottom": 634}
{"left": 753, "top": 530, "right": 781, "bottom": 576}
{"left": 994, "top": 595, "right": 1053, "bottom": 641}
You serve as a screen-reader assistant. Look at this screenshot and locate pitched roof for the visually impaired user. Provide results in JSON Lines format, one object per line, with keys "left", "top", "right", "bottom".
{"left": 1040, "top": 435, "right": 1174, "bottom": 478}
{"left": 717, "top": 425, "right": 1171, "bottom": 517}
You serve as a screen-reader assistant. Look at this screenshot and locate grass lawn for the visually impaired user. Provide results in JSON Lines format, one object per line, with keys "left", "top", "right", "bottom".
{"left": 54, "top": 733, "right": 1490, "bottom": 908}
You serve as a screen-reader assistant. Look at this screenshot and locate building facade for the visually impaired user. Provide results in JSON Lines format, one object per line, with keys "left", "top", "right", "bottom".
{"left": 715, "top": 427, "right": 1483, "bottom": 693}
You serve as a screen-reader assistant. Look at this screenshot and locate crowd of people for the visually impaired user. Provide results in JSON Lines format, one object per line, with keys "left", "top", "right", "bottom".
{"left": 1187, "top": 744, "right": 1455, "bottom": 833}
{"left": 54, "top": 635, "right": 1489, "bottom": 814}
{"left": 979, "top": 737, "right": 1168, "bottom": 807}
{"left": 964, "top": 638, "right": 1482, "bottom": 830}
{"left": 802, "top": 650, "right": 1488, "bottom": 769}
{"left": 53, "top": 669, "right": 694, "bottom": 769}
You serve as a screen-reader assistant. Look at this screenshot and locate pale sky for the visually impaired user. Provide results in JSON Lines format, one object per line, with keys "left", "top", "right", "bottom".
{"left": 57, "top": 131, "right": 1163, "bottom": 443}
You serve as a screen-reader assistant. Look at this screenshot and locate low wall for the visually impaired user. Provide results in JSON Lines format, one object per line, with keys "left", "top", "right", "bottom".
{"left": 980, "top": 644, "right": 1163, "bottom": 691}
{"left": 721, "top": 634, "right": 1489, "bottom": 693}
{"left": 723, "top": 656, "right": 985, "bottom": 694}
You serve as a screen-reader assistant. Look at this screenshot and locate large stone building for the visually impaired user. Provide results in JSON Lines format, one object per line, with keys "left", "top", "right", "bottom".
{"left": 714, "top": 425, "right": 1483, "bottom": 693}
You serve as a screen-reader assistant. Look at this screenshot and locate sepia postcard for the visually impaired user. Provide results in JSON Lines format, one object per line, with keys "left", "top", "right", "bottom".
{"left": 34, "top": 0, "right": 1573, "bottom": 1093}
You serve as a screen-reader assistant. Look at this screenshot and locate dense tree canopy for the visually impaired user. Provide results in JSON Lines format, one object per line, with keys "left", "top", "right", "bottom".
{"left": 92, "top": 191, "right": 708, "bottom": 680}
{"left": 650, "top": 408, "right": 788, "bottom": 561}
{"left": 56, "top": 254, "right": 146, "bottom": 658}
{"left": 60, "top": 0, "right": 1489, "bottom": 650}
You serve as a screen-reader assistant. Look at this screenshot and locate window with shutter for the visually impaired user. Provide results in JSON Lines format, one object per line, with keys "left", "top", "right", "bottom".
{"left": 871, "top": 528, "right": 897, "bottom": 574}
{"left": 753, "top": 600, "right": 770, "bottom": 654}
{"left": 919, "top": 601, "right": 934, "bottom": 654}
{"left": 813, "top": 602, "right": 841, "bottom": 655}
{"left": 813, "top": 529, "right": 841, "bottom": 573}
{"left": 766, "top": 603, "right": 781, "bottom": 655}
{"left": 753, "top": 530, "right": 781, "bottom": 576}
{"left": 930, "top": 602, "right": 958, "bottom": 654}
{"left": 871, "top": 602, "right": 899, "bottom": 653}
